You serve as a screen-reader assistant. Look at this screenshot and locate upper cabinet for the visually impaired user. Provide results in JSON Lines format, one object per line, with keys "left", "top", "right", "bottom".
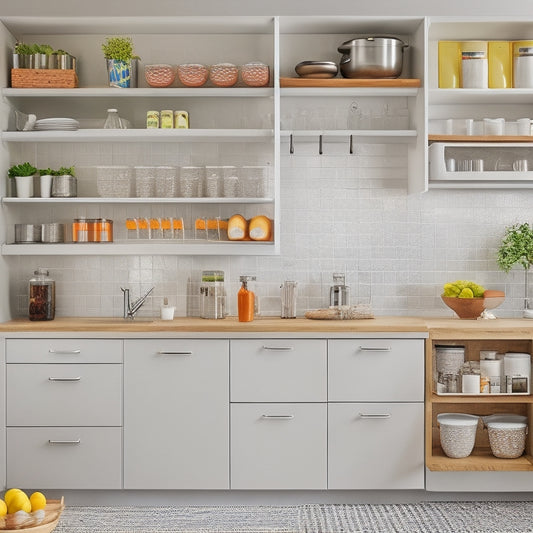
{"left": 0, "top": 16, "right": 280, "bottom": 255}
{"left": 278, "top": 16, "right": 427, "bottom": 194}
{"left": 427, "top": 17, "right": 533, "bottom": 189}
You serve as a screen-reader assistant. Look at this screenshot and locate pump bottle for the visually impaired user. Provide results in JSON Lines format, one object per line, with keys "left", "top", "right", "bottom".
{"left": 238, "top": 275, "right": 256, "bottom": 322}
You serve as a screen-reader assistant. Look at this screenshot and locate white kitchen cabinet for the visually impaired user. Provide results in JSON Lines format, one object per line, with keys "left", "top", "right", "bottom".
{"left": 328, "top": 402, "right": 424, "bottom": 489}
{"left": 5, "top": 338, "right": 123, "bottom": 489}
{"left": 231, "top": 403, "right": 327, "bottom": 489}
{"left": 123, "top": 339, "right": 229, "bottom": 489}
{"left": 427, "top": 17, "right": 533, "bottom": 189}
{"left": 328, "top": 338, "right": 425, "bottom": 402}
{"left": 7, "top": 427, "right": 122, "bottom": 490}
{"left": 230, "top": 339, "right": 327, "bottom": 402}
{"left": 0, "top": 16, "right": 280, "bottom": 256}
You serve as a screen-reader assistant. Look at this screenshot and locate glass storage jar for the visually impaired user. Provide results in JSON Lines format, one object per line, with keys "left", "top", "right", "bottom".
{"left": 29, "top": 268, "right": 55, "bottom": 321}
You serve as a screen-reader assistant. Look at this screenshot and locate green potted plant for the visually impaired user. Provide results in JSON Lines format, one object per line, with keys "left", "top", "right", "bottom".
{"left": 101, "top": 36, "right": 140, "bottom": 88}
{"left": 38, "top": 168, "right": 56, "bottom": 198}
{"left": 8, "top": 162, "right": 37, "bottom": 198}
{"left": 497, "top": 222, "right": 533, "bottom": 318}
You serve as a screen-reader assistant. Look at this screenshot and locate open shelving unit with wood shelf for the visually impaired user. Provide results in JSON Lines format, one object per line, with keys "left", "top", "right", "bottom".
{"left": 425, "top": 333, "right": 533, "bottom": 473}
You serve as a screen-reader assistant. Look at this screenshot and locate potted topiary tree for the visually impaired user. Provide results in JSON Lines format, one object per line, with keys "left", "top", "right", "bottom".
{"left": 101, "top": 36, "right": 140, "bottom": 88}
{"left": 497, "top": 222, "right": 533, "bottom": 318}
{"left": 8, "top": 162, "right": 37, "bottom": 198}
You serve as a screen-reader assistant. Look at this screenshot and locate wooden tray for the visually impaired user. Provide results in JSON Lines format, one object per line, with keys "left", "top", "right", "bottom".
{"left": 280, "top": 77, "right": 421, "bottom": 88}
{"left": 11, "top": 69, "right": 78, "bottom": 88}
{"left": 0, "top": 498, "right": 64, "bottom": 532}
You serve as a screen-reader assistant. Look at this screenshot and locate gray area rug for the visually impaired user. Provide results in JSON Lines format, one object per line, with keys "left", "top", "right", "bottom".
{"left": 53, "top": 501, "right": 533, "bottom": 533}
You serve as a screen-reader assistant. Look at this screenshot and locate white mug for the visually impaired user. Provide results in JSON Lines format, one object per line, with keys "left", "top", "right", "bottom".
{"left": 513, "top": 159, "right": 529, "bottom": 172}
{"left": 517, "top": 118, "right": 531, "bottom": 136}
{"left": 462, "top": 374, "right": 481, "bottom": 394}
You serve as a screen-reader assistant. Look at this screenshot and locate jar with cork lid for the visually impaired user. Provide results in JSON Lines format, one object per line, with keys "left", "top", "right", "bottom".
{"left": 29, "top": 268, "right": 55, "bottom": 321}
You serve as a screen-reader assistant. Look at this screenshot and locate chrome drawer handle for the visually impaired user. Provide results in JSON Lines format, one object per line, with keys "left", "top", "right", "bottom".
{"left": 48, "top": 439, "right": 81, "bottom": 445}
{"left": 48, "top": 349, "right": 81, "bottom": 355}
{"left": 358, "top": 346, "right": 391, "bottom": 352}
{"left": 261, "top": 346, "right": 294, "bottom": 351}
{"left": 157, "top": 351, "right": 193, "bottom": 355}
{"left": 48, "top": 376, "right": 81, "bottom": 382}
{"left": 261, "top": 414, "right": 294, "bottom": 420}
{"left": 359, "top": 413, "right": 391, "bottom": 419}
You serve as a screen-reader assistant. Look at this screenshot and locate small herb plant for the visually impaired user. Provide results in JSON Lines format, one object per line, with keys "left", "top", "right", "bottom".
{"left": 8, "top": 162, "right": 37, "bottom": 178}
{"left": 58, "top": 166, "right": 75, "bottom": 176}
{"left": 497, "top": 223, "right": 533, "bottom": 272}
{"left": 39, "top": 168, "right": 55, "bottom": 177}
{"left": 101, "top": 37, "right": 139, "bottom": 62}
{"left": 14, "top": 42, "right": 67, "bottom": 55}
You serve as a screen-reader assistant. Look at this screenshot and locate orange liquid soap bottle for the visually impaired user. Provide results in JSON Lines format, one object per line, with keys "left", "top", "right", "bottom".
{"left": 238, "top": 275, "right": 256, "bottom": 322}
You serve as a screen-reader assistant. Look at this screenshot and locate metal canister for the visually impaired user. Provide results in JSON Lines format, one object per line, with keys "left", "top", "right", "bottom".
{"left": 146, "top": 110, "right": 160, "bottom": 129}
{"left": 41, "top": 223, "right": 64, "bottom": 243}
{"left": 174, "top": 110, "right": 189, "bottom": 129}
{"left": 161, "top": 110, "right": 174, "bottom": 129}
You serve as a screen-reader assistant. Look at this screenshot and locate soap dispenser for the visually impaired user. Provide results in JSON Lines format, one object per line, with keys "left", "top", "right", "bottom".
{"left": 238, "top": 275, "right": 256, "bottom": 322}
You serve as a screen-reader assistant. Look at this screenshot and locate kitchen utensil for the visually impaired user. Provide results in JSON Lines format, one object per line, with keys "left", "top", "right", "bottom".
{"left": 437, "top": 413, "right": 479, "bottom": 458}
{"left": 280, "top": 280, "right": 297, "bottom": 318}
{"left": 337, "top": 37, "right": 408, "bottom": 79}
{"left": 295, "top": 61, "right": 338, "bottom": 78}
{"left": 14, "top": 223, "right": 42, "bottom": 243}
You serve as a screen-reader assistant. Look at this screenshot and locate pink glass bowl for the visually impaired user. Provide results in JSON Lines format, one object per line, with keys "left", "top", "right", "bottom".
{"left": 241, "top": 62, "right": 270, "bottom": 87}
{"left": 177, "top": 64, "right": 209, "bottom": 87}
{"left": 144, "top": 64, "right": 176, "bottom": 88}
{"left": 209, "top": 63, "right": 239, "bottom": 87}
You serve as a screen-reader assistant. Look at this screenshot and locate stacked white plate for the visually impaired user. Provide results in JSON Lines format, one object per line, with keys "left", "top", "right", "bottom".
{"left": 34, "top": 118, "right": 80, "bottom": 131}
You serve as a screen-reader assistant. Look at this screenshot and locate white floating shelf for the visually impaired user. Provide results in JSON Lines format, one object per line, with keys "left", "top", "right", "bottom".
{"left": 281, "top": 87, "right": 419, "bottom": 97}
{"left": 1, "top": 129, "right": 274, "bottom": 143}
{"left": 2, "top": 197, "right": 274, "bottom": 205}
{"left": 2, "top": 241, "right": 278, "bottom": 256}
{"left": 429, "top": 88, "right": 533, "bottom": 105}
{"left": 280, "top": 129, "right": 417, "bottom": 143}
{"left": 2, "top": 87, "right": 274, "bottom": 98}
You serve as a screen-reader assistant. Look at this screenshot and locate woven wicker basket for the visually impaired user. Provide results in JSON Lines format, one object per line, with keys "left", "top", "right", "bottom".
{"left": 0, "top": 498, "right": 64, "bottom": 532}
{"left": 11, "top": 69, "right": 78, "bottom": 88}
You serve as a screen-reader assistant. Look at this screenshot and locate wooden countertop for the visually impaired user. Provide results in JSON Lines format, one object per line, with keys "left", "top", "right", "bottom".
{"left": 1, "top": 316, "right": 533, "bottom": 336}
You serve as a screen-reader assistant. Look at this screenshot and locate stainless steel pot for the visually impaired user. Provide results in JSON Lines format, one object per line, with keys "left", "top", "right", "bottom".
{"left": 337, "top": 37, "right": 408, "bottom": 79}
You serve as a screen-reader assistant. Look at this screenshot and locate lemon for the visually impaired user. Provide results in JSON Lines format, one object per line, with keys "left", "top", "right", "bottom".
{"left": 0, "top": 499, "right": 6, "bottom": 517}
{"left": 458, "top": 287, "right": 474, "bottom": 298}
{"left": 7, "top": 492, "right": 31, "bottom": 514}
{"left": 29, "top": 492, "right": 46, "bottom": 512}
{"left": 4, "top": 489, "right": 24, "bottom": 506}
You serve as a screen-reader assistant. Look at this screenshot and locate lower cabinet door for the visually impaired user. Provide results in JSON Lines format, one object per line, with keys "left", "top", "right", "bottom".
{"left": 231, "top": 403, "right": 327, "bottom": 489}
{"left": 328, "top": 403, "right": 424, "bottom": 490}
{"left": 7, "top": 427, "right": 122, "bottom": 489}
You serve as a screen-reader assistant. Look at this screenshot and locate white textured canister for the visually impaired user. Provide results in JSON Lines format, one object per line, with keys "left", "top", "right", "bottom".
{"left": 462, "top": 51, "right": 488, "bottom": 88}
{"left": 436, "top": 345, "right": 465, "bottom": 375}
{"left": 480, "top": 359, "right": 503, "bottom": 379}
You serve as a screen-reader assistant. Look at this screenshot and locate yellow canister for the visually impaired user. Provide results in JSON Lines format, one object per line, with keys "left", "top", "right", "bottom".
{"left": 174, "top": 110, "right": 189, "bottom": 129}
{"left": 438, "top": 41, "right": 462, "bottom": 88}
{"left": 161, "top": 110, "right": 174, "bottom": 129}
{"left": 488, "top": 41, "right": 512, "bottom": 88}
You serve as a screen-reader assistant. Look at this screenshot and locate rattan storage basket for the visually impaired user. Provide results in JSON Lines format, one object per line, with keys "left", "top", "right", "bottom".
{"left": 11, "top": 69, "right": 78, "bottom": 88}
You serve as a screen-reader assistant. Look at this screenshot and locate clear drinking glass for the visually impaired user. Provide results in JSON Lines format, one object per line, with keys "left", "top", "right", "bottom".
{"left": 134, "top": 166, "right": 156, "bottom": 197}
{"left": 155, "top": 166, "right": 177, "bottom": 197}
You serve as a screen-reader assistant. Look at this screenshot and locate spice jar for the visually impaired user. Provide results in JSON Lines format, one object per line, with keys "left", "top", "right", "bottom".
{"left": 29, "top": 268, "right": 55, "bottom": 321}
{"left": 461, "top": 50, "right": 488, "bottom": 88}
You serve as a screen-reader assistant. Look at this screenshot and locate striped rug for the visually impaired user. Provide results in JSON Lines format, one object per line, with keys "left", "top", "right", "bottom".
{"left": 53, "top": 501, "right": 533, "bottom": 533}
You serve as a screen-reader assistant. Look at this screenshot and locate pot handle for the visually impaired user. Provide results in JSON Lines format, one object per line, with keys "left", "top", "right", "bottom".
{"left": 337, "top": 46, "right": 350, "bottom": 54}
{"left": 339, "top": 55, "right": 351, "bottom": 65}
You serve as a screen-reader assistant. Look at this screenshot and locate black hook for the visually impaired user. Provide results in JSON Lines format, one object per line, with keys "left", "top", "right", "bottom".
{"left": 349, "top": 135, "right": 354, "bottom": 154}
{"left": 289, "top": 134, "right": 294, "bottom": 155}
{"left": 319, "top": 134, "right": 323, "bottom": 155}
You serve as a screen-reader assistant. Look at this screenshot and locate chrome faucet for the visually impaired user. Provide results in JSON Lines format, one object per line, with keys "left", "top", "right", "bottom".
{"left": 121, "top": 286, "right": 155, "bottom": 319}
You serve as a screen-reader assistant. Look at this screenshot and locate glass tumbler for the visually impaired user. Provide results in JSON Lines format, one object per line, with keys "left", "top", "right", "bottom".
{"left": 180, "top": 166, "right": 203, "bottom": 197}
{"left": 205, "top": 166, "right": 224, "bottom": 198}
{"left": 134, "top": 166, "right": 156, "bottom": 197}
{"left": 240, "top": 166, "right": 267, "bottom": 197}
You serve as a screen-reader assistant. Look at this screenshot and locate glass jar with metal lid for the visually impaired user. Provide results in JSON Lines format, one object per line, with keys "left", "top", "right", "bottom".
{"left": 514, "top": 47, "right": 533, "bottom": 88}
{"left": 461, "top": 50, "right": 488, "bottom": 88}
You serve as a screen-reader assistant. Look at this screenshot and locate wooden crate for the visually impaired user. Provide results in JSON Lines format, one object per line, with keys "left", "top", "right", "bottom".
{"left": 11, "top": 69, "right": 78, "bottom": 88}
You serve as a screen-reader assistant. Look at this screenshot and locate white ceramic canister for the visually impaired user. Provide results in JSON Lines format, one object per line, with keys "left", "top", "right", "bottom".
{"left": 504, "top": 352, "right": 531, "bottom": 393}
{"left": 462, "top": 50, "right": 488, "bottom": 88}
{"left": 514, "top": 47, "right": 533, "bottom": 88}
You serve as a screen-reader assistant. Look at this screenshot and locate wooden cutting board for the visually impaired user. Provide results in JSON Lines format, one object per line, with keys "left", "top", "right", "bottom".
{"left": 280, "top": 77, "right": 421, "bottom": 88}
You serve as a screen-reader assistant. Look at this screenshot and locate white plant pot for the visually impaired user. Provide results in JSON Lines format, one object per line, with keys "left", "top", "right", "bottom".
{"left": 39, "top": 174, "right": 53, "bottom": 198}
{"left": 14, "top": 175, "right": 34, "bottom": 198}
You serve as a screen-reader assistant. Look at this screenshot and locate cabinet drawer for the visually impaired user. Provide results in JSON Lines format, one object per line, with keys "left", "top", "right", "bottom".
{"left": 6, "top": 339, "right": 122, "bottom": 363}
{"left": 7, "top": 427, "right": 122, "bottom": 489}
{"left": 231, "top": 403, "right": 327, "bottom": 489}
{"left": 328, "top": 403, "right": 424, "bottom": 490}
{"left": 7, "top": 364, "right": 122, "bottom": 426}
{"left": 328, "top": 339, "right": 424, "bottom": 402}
{"left": 231, "top": 339, "right": 327, "bottom": 402}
